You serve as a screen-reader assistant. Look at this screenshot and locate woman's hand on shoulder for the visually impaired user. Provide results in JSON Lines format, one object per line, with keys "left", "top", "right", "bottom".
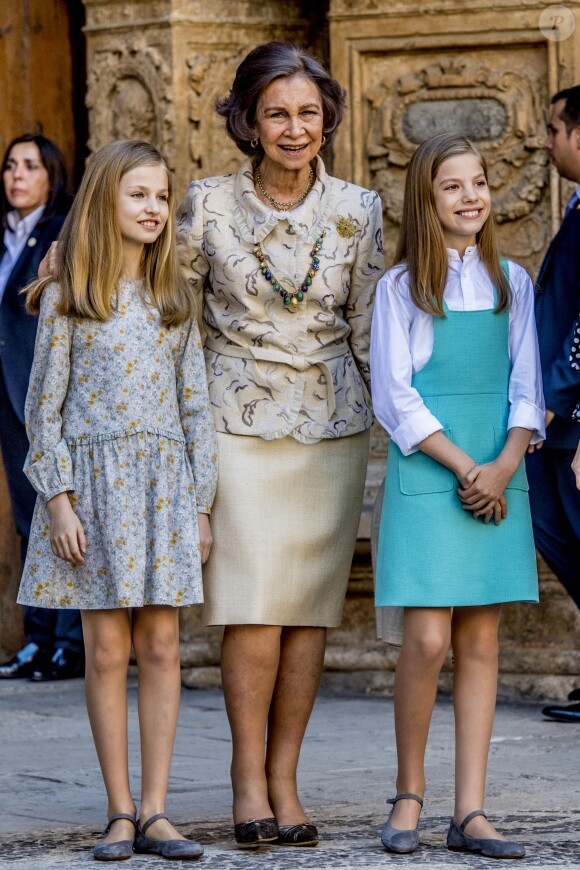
{"left": 47, "top": 492, "right": 87, "bottom": 565}
{"left": 197, "top": 513, "right": 213, "bottom": 564}
{"left": 38, "top": 241, "right": 59, "bottom": 278}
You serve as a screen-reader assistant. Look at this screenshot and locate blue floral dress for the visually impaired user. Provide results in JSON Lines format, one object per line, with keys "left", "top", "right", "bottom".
{"left": 17, "top": 281, "right": 217, "bottom": 609}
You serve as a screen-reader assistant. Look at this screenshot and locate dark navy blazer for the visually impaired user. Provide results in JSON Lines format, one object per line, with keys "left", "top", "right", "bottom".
{"left": 0, "top": 214, "right": 66, "bottom": 424}
{"left": 535, "top": 208, "right": 580, "bottom": 449}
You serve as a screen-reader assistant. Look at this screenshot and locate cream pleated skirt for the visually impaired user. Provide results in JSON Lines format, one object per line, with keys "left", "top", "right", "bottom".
{"left": 203, "top": 429, "right": 370, "bottom": 627}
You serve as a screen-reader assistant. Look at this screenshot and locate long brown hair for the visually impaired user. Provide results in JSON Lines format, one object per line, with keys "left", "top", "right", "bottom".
{"left": 27, "top": 140, "right": 193, "bottom": 327}
{"left": 394, "top": 133, "right": 510, "bottom": 315}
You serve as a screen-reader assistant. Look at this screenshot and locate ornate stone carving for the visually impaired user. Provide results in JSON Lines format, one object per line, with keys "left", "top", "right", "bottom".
{"left": 86, "top": 35, "right": 173, "bottom": 160}
{"left": 367, "top": 56, "right": 548, "bottom": 230}
{"left": 186, "top": 48, "right": 250, "bottom": 179}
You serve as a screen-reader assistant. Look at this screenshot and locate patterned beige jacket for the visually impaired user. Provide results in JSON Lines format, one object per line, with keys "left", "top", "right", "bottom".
{"left": 177, "top": 156, "right": 384, "bottom": 444}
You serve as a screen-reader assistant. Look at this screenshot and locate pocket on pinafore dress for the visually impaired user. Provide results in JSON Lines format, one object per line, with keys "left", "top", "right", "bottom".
{"left": 398, "top": 428, "right": 455, "bottom": 495}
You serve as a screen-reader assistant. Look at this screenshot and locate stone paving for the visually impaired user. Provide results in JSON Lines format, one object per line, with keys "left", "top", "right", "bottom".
{"left": 0, "top": 680, "right": 578, "bottom": 869}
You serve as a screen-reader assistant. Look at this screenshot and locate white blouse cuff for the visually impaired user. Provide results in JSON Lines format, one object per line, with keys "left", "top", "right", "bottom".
{"left": 391, "top": 409, "right": 444, "bottom": 456}
{"left": 508, "top": 401, "right": 546, "bottom": 445}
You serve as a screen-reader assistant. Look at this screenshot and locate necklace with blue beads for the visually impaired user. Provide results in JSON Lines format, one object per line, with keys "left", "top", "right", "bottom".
{"left": 254, "top": 229, "right": 326, "bottom": 311}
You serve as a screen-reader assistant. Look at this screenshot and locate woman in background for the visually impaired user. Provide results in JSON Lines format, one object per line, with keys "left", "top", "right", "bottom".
{"left": 0, "top": 134, "right": 83, "bottom": 683}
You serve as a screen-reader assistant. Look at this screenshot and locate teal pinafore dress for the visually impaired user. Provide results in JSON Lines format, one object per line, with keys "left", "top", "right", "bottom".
{"left": 375, "top": 292, "right": 538, "bottom": 607}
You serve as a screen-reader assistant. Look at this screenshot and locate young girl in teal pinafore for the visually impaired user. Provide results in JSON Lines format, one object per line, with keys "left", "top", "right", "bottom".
{"left": 370, "top": 134, "right": 545, "bottom": 858}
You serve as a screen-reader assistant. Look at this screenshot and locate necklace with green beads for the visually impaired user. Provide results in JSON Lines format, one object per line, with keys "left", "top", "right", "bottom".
{"left": 254, "top": 229, "right": 326, "bottom": 311}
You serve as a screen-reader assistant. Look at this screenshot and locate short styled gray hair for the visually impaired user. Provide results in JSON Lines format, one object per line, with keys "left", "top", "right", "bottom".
{"left": 215, "top": 41, "right": 346, "bottom": 157}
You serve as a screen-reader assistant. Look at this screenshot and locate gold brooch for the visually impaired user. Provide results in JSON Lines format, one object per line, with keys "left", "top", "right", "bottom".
{"left": 336, "top": 216, "right": 357, "bottom": 238}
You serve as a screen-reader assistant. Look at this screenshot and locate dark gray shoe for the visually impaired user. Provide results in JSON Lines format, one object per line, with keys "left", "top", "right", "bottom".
{"left": 380, "top": 792, "right": 423, "bottom": 854}
{"left": 134, "top": 813, "right": 203, "bottom": 860}
{"left": 93, "top": 812, "right": 136, "bottom": 861}
{"left": 447, "top": 810, "right": 526, "bottom": 859}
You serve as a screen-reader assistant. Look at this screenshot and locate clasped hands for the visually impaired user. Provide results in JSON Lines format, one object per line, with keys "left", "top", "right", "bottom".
{"left": 456, "top": 460, "right": 512, "bottom": 526}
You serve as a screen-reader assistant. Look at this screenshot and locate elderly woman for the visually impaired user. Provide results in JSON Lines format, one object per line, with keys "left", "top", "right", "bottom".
{"left": 177, "top": 41, "right": 383, "bottom": 847}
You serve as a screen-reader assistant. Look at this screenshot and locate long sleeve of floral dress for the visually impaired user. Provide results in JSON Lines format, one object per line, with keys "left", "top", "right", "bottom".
{"left": 24, "top": 283, "right": 75, "bottom": 502}
{"left": 175, "top": 315, "right": 217, "bottom": 513}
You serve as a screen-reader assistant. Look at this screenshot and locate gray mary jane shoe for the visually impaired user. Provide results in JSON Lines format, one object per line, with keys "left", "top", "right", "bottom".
{"left": 93, "top": 812, "right": 137, "bottom": 861}
{"left": 134, "top": 813, "right": 204, "bottom": 860}
{"left": 380, "top": 792, "right": 423, "bottom": 854}
{"left": 447, "top": 810, "right": 526, "bottom": 859}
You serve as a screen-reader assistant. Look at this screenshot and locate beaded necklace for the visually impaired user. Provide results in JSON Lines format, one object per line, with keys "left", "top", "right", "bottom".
{"left": 254, "top": 230, "right": 326, "bottom": 311}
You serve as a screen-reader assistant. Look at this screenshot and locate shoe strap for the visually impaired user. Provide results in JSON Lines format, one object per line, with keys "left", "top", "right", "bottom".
{"left": 459, "top": 809, "right": 487, "bottom": 832}
{"left": 386, "top": 793, "right": 424, "bottom": 807}
{"left": 141, "top": 812, "right": 169, "bottom": 834}
{"left": 105, "top": 813, "right": 137, "bottom": 834}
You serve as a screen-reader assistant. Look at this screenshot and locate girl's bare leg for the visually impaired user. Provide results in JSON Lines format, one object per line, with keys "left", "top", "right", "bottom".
{"left": 81, "top": 609, "right": 135, "bottom": 844}
{"left": 132, "top": 605, "right": 186, "bottom": 841}
{"left": 451, "top": 604, "right": 505, "bottom": 839}
{"left": 390, "top": 608, "right": 452, "bottom": 829}
{"left": 265, "top": 626, "right": 326, "bottom": 825}
{"left": 221, "top": 625, "right": 282, "bottom": 823}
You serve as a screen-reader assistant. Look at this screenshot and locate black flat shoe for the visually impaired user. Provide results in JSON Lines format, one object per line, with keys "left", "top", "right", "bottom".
{"left": 447, "top": 810, "right": 525, "bottom": 859}
{"left": 542, "top": 701, "right": 580, "bottom": 722}
{"left": 94, "top": 812, "right": 137, "bottom": 861}
{"left": 277, "top": 823, "right": 319, "bottom": 846}
{"left": 0, "top": 643, "right": 43, "bottom": 679}
{"left": 134, "top": 813, "right": 203, "bottom": 860}
{"left": 29, "top": 648, "right": 85, "bottom": 681}
{"left": 234, "top": 817, "right": 278, "bottom": 848}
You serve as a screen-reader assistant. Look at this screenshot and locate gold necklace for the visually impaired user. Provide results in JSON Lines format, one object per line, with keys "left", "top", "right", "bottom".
{"left": 254, "top": 166, "right": 314, "bottom": 211}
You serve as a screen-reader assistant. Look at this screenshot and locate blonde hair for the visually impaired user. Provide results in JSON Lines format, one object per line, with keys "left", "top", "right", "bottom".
{"left": 394, "top": 133, "right": 510, "bottom": 316}
{"left": 27, "top": 140, "right": 193, "bottom": 327}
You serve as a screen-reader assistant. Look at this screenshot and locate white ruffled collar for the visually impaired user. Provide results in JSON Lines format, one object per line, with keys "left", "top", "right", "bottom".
{"left": 232, "top": 155, "right": 332, "bottom": 244}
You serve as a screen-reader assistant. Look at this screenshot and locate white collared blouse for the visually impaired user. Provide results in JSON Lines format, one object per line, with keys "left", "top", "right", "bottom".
{"left": 370, "top": 247, "right": 546, "bottom": 456}
{"left": 177, "top": 156, "right": 384, "bottom": 444}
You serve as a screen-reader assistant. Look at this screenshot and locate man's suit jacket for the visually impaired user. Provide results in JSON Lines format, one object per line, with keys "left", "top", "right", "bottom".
{"left": 535, "top": 208, "right": 580, "bottom": 449}
{"left": 0, "top": 213, "right": 66, "bottom": 424}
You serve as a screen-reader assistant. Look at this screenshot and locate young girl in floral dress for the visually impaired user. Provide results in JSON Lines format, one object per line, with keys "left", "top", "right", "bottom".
{"left": 18, "top": 140, "right": 217, "bottom": 861}
{"left": 371, "top": 133, "right": 545, "bottom": 859}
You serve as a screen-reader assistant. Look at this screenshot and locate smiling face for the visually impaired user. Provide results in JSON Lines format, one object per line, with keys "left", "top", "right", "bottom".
{"left": 2, "top": 142, "right": 50, "bottom": 218}
{"left": 253, "top": 74, "right": 324, "bottom": 173}
{"left": 544, "top": 99, "right": 580, "bottom": 183}
{"left": 432, "top": 152, "right": 491, "bottom": 254}
{"left": 117, "top": 163, "right": 170, "bottom": 252}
